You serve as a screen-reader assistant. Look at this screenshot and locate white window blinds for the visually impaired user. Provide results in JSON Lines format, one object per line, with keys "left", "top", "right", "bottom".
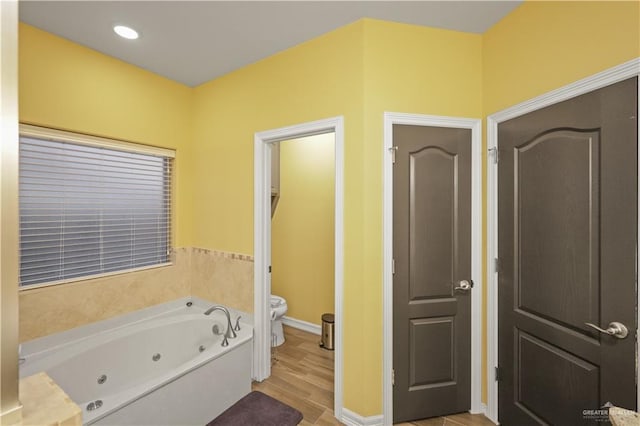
{"left": 19, "top": 127, "right": 173, "bottom": 287}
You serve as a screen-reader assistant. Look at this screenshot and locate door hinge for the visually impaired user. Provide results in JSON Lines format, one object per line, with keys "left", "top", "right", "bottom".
{"left": 494, "top": 258, "right": 500, "bottom": 274}
{"left": 268, "top": 265, "right": 272, "bottom": 273}
{"left": 392, "top": 258, "right": 395, "bottom": 275}
{"left": 495, "top": 366, "right": 501, "bottom": 382}
{"left": 392, "top": 368, "right": 395, "bottom": 386}
{"left": 489, "top": 147, "right": 499, "bottom": 164}
{"left": 389, "top": 146, "right": 398, "bottom": 164}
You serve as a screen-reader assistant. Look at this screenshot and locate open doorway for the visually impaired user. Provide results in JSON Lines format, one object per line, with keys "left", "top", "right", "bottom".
{"left": 254, "top": 133, "right": 336, "bottom": 422}
{"left": 270, "top": 133, "right": 335, "bottom": 340}
{"left": 253, "top": 117, "right": 344, "bottom": 419}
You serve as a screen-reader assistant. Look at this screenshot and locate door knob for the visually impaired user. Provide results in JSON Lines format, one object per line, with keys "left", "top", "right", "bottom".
{"left": 585, "top": 322, "right": 629, "bottom": 339}
{"left": 454, "top": 280, "right": 473, "bottom": 292}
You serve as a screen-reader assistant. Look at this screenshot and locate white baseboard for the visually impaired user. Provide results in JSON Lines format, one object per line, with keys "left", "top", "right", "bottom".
{"left": 341, "top": 408, "right": 383, "bottom": 426}
{"left": 470, "top": 402, "right": 488, "bottom": 416}
{"left": 282, "top": 316, "right": 321, "bottom": 335}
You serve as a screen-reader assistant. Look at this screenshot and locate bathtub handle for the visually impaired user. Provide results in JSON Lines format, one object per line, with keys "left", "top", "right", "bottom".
{"left": 234, "top": 316, "right": 242, "bottom": 332}
{"left": 212, "top": 324, "right": 229, "bottom": 347}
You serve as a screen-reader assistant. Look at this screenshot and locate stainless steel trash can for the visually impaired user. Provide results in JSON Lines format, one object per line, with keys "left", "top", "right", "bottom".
{"left": 320, "top": 313, "right": 335, "bottom": 351}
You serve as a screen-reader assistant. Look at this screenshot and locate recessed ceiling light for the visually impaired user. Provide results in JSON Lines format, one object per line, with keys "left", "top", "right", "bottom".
{"left": 113, "top": 25, "right": 139, "bottom": 40}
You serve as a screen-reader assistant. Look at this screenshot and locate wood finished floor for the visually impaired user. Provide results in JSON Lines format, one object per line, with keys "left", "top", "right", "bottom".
{"left": 394, "top": 412, "right": 496, "bottom": 426}
{"left": 252, "top": 326, "right": 494, "bottom": 426}
{"left": 252, "top": 326, "right": 339, "bottom": 425}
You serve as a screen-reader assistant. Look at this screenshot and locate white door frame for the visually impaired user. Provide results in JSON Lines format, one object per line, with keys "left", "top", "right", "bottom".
{"left": 486, "top": 58, "right": 640, "bottom": 424}
{"left": 383, "top": 112, "right": 484, "bottom": 424}
{"left": 254, "top": 116, "right": 344, "bottom": 418}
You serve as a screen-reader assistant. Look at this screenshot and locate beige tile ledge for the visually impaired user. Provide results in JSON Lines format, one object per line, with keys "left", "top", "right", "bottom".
{"left": 0, "top": 405, "right": 23, "bottom": 426}
{"left": 191, "top": 247, "right": 254, "bottom": 262}
{"left": 19, "top": 372, "right": 81, "bottom": 426}
{"left": 170, "top": 246, "right": 254, "bottom": 261}
{"left": 610, "top": 406, "right": 640, "bottom": 426}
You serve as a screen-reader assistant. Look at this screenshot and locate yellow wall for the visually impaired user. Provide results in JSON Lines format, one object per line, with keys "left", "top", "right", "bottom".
{"left": 193, "top": 18, "right": 482, "bottom": 416}
{"left": 360, "top": 19, "right": 483, "bottom": 414}
{"left": 191, "top": 22, "right": 364, "bottom": 255}
{"left": 12, "top": 0, "right": 640, "bottom": 417}
{"left": 19, "top": 23, "right": 194, "bottom": 246}
{"left": 17, "top": 24, "right": 194, "bottom": 338}
{"left": 483, "top": 1, "right": 640, "bottom": 115}
{"left": 272, "top": 134, "right": 335, "bottom": 326}
{"left": 191, "top": 20, "right": 369, "bottom": 412}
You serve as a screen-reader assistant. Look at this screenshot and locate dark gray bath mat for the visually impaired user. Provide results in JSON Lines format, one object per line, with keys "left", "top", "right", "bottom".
{"left": 206, "top": 391, "right": 303, "bottom": 426}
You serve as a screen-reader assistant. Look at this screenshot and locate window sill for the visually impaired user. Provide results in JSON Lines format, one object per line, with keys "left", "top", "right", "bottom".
{"left": 18, "top": 262, "right": 174, "bottom": 292}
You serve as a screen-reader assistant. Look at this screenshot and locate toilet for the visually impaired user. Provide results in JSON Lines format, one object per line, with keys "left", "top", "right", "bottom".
{"left": 270, "top": 295, "right": 288, "bottom": 346}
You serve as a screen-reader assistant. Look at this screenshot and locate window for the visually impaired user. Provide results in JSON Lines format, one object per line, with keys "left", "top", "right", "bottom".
{"left": 18, "top": 125, "right": 174, "bottom": 287}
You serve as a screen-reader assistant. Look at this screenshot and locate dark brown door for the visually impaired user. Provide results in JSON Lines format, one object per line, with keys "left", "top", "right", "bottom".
{"left": 393, "top": 125, "right": 472, "bottom": 422}
{"left": 498, "top": 77, "right": 638, "bottom": 425}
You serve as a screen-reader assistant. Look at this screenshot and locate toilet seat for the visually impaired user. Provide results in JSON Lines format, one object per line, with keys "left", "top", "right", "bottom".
{"left": 270, "top": 295, "right": 285, "bottom": 308}
{"left": 270, "top": 294, "right": 288, "bottom": 346}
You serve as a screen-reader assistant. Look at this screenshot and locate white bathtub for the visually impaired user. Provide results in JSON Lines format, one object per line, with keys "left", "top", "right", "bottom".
{"left": 20, "top": 298, "right": 253, "bottom": 425}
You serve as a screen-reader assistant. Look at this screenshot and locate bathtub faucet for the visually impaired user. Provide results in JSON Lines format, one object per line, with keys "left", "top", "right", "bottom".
{"left": 204, "top": 306, "right": 237, "bottom": 341}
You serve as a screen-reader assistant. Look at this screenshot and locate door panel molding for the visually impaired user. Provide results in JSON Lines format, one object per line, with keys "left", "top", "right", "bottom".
{"left": 517, "top": 331, "right": 599, "bottom": 425}
{"left": 486, "top": 57, "right": 640, "bottom": 424}
{"left": 383, "top": 112, "right": 483, "bottom": 424}
{"left": 409, "top": 146, "right": 458, "bottom": 301}
{"left": 515, "top": 129, "right": 600, "bottom": 333}
{"left": 409, "top": 317, "right": 456, "bottom": 387}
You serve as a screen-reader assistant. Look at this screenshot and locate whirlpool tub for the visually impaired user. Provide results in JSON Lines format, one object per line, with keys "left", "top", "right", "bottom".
{"left": 19, "top": 298, "right": 253, "bottom": 425}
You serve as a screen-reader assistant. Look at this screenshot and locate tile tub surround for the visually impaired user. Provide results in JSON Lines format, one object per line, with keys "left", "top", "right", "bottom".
{"left": 20, "top": 372, "right": 81, "bottom": 426}
{"left": 190, "top": 248, "right": 254, "bottom": 314}
{"left": 19, "top": 247, "right": 255, "bottom": 342}
{"left": 19, "top": 248, "right": 192, "bottom": 342}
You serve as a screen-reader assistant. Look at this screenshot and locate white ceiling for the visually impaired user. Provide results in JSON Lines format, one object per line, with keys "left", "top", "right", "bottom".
{"left": 19, "top": 1, "right": 523, "bottom": 87}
